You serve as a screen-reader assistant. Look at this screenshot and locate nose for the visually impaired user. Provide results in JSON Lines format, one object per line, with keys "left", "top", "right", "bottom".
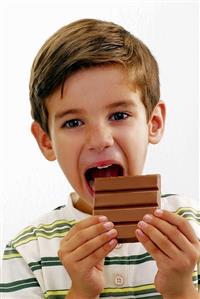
{"left": 86, "top": 124, "right": 114, "bottom": 152}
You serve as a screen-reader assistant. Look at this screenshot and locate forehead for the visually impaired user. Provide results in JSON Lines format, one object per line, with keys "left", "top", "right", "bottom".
{"left": 47, "top": 64, "right": 139, "bottom": 106}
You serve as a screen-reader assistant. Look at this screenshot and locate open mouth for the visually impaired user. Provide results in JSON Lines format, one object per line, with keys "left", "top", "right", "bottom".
{"left": 85, "top": 164, "right": 124, "bottom": 194}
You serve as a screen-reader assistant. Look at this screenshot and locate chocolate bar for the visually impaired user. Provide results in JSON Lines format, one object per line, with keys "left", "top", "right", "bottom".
{"left": 93, "top": 174, "right": 161, "bottom": 243}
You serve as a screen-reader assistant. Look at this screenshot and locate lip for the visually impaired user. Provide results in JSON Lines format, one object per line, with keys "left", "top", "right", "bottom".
{"left": 84, "top": 159, "right": 125, "bottom": 174}
{"left": 83, "top": 159, "right": 125, "bottom": 197}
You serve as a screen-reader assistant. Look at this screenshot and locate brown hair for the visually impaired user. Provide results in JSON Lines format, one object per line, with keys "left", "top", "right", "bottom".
{"left": 29, "top": 18, "right": 160, "bottom": 134}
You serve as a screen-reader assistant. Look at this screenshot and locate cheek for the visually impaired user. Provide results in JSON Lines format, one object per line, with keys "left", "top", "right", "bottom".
{"left": 52, "top": 135, "right": 80, "bottom": 175}
{"left": 120, "top": 126, "right": 148, "bottom": 172}
{"left": 120, "top": 125, "right": 148, "bottom": 147}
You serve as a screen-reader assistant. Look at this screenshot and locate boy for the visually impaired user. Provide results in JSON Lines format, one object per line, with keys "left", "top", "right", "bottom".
{"left": 1, "top": 18, "right": 199, "bottom": 299}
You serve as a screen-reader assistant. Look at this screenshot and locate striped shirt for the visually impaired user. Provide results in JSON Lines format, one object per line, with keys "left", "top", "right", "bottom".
{"left": 1, "top": 193, "right": 200, "bottom": 299}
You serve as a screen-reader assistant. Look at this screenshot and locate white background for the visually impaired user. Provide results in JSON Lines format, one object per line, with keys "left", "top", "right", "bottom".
{"left": 1, "top": 0, "right": 199, "bottom": 254}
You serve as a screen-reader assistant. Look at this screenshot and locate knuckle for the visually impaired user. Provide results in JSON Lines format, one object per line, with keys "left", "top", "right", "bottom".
{"left": 161, "top": 235, "right": 170, "bottom": 246}
{"left": 76, "top": 230, "right": 86, "bottom": 243}
{"left": 58, "top": 250, "right": 73, "bottom": 270}
{"left": 177, "top": 216, "right": 187, "bottom": 229}
{"left": 94, "top": 215, "right": 102, "bottom": 222}
{"left": 152, "top": 216, "right": 159, "bottom": 226}
{"left": 65, "top": 226, "right": 77, "bottom": 239}
{"left": 158, "top": 234, "right": 171, "bottom": 249}
{"left": 72, "top": 222, "right": 81, "bottom": 233}
{"left": 64, "top": 232, "right": 70, "bottom": 241}
{"left": 99, "top": 232, "right": 109, "bottom": 244}
{"left": 91, "top": 249, "right": 101, "bottom": 261}
{"left": 57, "top": 248, "right": 64, "bottom": 260}
{"left": 150, "top": 245, "right": 160, "bottom": 256}
{"left": 94, "top": 223, "right": 104, "bottom": 235}
{"left": 169, "top": 224, "right": 179, "bottom": 236}
{"left": 179, "top": 258, "right": 191, "bottom": 270}
{"left": 195, "top": 241, "right": 200, "bottom": 252}
{"left": 190, "top": 248, "right": 200, "bottom": 265}
{"left": 82, "top": 241, "right": 91, "bottom": 253}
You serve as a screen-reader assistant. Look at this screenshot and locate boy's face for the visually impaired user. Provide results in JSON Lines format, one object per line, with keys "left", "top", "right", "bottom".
{"left": 32, "top": 65, "right": 165, "bottom": 211}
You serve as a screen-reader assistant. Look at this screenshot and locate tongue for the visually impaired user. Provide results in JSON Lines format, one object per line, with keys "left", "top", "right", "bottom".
{"left": 91, "top": 165, "right": 120, "bottom": 180}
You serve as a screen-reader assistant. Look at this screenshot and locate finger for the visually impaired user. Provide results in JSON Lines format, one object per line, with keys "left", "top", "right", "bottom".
{"left": 79, "top": 238, "right": 118, "bottom": 269}
{"left": 64, "top": 221, "right": 115, "bottom": 252}
{"left": 154, "top": 209, "right": 199, "bottom": 245}
{"left": 137, "top": 220, "right": 180, "bottom": 259}
{"left": 143, "top": 214, "right": 195, "bottom": 253}
{"left": 135, "top": 228, "right": 171, "bottom": 263}
{"left": 71, "top": 228, "right": 118, "bottom": 261}
{"left": 64, "top": 215, "right": 108, "bottom": 241}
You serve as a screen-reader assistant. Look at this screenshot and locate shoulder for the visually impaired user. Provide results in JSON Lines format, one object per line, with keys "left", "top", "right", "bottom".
{"left": 5, "top": 193, "right": 89, "bottom": 257}
{"left": 161, "top": 193, "right": 200, "bottom": 238}
{"left": 5, "top": 204, "right": 77, "bottom": 257}
{"left": 161, "top": 193, "right": 199, "bottom": 212}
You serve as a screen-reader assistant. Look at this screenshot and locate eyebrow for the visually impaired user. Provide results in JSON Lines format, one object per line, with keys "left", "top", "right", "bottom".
{"left": 106, "top": 100, "right": 136, "bottom": 110}
{"left": 55, "top": 108, "right": 85, "bottom": 120}
{"left": 55, "top": 100, "right": 136, "bottom": 120}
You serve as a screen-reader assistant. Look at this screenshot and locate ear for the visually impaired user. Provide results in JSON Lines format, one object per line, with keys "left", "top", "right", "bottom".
{"left": 31, "top": 121, "right": 56, "bottom": 161}
{"left": 148, "top": 101, "right": 166, "bottom": 144}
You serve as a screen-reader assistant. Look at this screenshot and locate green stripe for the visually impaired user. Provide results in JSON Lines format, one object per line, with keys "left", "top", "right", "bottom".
{"left": 44, "top": 289, "right": 68, "bottom": 298}
{"left": 105, "top": 252, "right": 153, "bottom": 265}
{"left": 28, "top": 253, "right": 153, "bottom": 273}
{"left": 161, "top": 193, "right": 176, "bottom": 198}
{"left": 44, "top": 296, "right": 162, "bottom": 299}
{"left": 175, "top": 207, "right": 200, "bottom": 223}
{"left": 101, "top": 285, "right": 157, "bottom": 297}
{"left": 44, "top": 294, "right": 161, "bottom": 299}
{"left": 45, "top": 295, "right": 66, "bottom": 299}
{"left": 54, "top": 205, "right": 66, "bottom": 210}
{"left": 0, "top": 278, "right": 39, "bottom": 293}
{"left": 4, "top": 248, "right": 19, "bottom": 255}
{"left": 12, "top": 232, "right": 66, "bottom": 248}
{"left": 100, "top": 296, "right": 161, "bottom": 299}
{"left": 29, "top": 257, "right": 62, "bottom": 272}
{"left": 3, "top": 252, "right": 22, "bottom": 260}
{"left": 3, "top": 248, "right": 22, "bottom": 260}
{"left": 44, "top": 285, "right": 161, "bottom": 298}
{"left": 160, "top": 195, "right": 200, "bottom": 224}
{"left": 12, "top": 219, "right": 76, "bottom": 241}
{"left": 11, "top": 220, "right": 77, "bottom": 247}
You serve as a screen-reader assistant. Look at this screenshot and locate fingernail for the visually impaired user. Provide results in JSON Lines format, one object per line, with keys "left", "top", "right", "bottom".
{"left": 143, "top": 214, "right": 153, "bottom": 223}
{"left": 107, "top": 228, "right": 117, "bottom": 237}
{"left": 104, "top": 222, "right": 114, "bottom": 230}
{"left": 138, "top": 221, "right": 148, "bottom": 229}
{"left": 99, "top": 216, "right": 108, "bottom": 222}
{"left": 136, "top": 229, "right": 145, "bottom": 238}
{"left": 108, "top": 239, "right": 117, "bottom": 246}
{"left": 154, "top": 209, "right": 163, "bottom": 217}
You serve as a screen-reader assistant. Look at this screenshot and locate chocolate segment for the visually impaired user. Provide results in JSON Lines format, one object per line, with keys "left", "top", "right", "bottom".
{"left": 95, "top": 174, "right": 160, "bottom": 192}
{"left": 114, "top": 223, "right": 138, "bottom": 243}
{"left": 94, "top": 206, "right": 157, "bottom": 222}
{"left": 93, "top": 174, "right": 161, "bottom": 243}
{"left": 95, "top": 190, "right": 160, "bottom": 208}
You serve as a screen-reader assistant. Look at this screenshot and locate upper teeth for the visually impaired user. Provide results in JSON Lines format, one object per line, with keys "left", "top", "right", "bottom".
{"left": 97, "top": 164, "right": 112, "bottom": 169}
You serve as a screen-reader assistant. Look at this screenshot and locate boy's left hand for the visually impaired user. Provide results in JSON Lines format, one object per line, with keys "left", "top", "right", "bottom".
{"left": 135, "top": 209, "right": 200, "bottom": 299}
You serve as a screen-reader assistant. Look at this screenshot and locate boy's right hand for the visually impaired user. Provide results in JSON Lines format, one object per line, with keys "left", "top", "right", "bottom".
{"left": 58, "top": 216, "right": 118, "bottom": 299}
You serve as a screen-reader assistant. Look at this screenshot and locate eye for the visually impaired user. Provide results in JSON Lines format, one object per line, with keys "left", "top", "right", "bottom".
{"left": 110, "top": 112, "right": 129, "bottom": 121}
{"left": 62, "top": 119, "right": 83, "bottom": 128}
